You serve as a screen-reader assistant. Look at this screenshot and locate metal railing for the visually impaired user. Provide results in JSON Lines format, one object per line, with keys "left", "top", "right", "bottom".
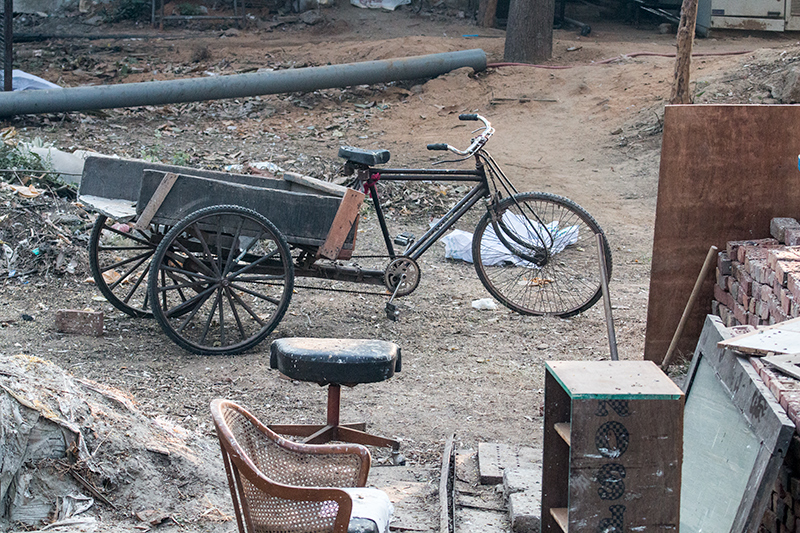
{"left": 2, "top": 0, "right": 11, "bottom": 92}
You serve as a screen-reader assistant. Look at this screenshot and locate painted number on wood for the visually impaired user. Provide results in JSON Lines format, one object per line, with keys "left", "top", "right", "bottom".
{"left": 595, "top": 400, "right": 629, "bottom": 533}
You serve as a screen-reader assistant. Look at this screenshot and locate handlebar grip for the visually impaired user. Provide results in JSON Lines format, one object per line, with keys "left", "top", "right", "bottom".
{"left": 459, "top": 113, "right": 479, "bottom": 121}
{"left": 427, "top": 143, "right": 449, "bottom": 151}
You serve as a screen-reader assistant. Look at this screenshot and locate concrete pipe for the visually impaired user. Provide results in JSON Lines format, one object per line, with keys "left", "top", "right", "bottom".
{"left": 0, "top": 49, "right": 487, "bottom": 118}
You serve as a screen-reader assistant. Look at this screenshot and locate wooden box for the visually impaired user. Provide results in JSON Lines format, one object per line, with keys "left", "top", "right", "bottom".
{"left": 542, "top": 361, "right": 684, "bottom": 533}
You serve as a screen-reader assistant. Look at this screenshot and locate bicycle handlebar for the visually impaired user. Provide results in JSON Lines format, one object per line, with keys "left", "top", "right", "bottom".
{"left": 426, "top": 114, "right": 494, "bottom": 156}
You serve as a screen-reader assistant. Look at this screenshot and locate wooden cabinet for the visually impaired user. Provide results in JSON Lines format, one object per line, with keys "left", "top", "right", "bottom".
{"left": 541, "top": 361, "right": 684, "bottom": 533}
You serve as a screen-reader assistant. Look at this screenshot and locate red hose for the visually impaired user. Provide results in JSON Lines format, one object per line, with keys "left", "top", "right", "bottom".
{"left": 486, "top": 49, "right": 753, "bottom": 69}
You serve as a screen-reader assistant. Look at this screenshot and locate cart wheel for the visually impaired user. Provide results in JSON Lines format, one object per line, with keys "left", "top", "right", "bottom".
{"left": 89, "top": 214, "right": 165, "bottom": 318}
{"left": 147, "top": 205, "right": 294, "bottom": 355}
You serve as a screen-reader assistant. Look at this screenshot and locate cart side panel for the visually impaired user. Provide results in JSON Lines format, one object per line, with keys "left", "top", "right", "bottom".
{"left": 139, "top": 170, "right": 354, "bottom": 249}
{"left": 79, "top": 156, "right": 333, "bottom": 204}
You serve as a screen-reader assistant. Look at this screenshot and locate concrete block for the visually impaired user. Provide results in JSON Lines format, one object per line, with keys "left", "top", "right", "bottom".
{"left": 718, "top": 251, "right": 733, "bottom": 276}
{"left": 508, "top": 491, "right": 541, "bottom": 533}
{"left": 55, "top": 309, "right": 103, "bottom": 337}
{"left": 503, "top": 467, "right": 542, "bottom": 499}
{"left": 771, "top": 218, "right": 800, "bottom": 244}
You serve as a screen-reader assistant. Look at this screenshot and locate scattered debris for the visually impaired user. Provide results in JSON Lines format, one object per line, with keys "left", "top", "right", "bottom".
{"left": 0, "top": 353, "right": 230, "bottom": 530}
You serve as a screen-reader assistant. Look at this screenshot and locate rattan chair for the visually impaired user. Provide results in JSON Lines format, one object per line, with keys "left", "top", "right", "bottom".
{"left": 210, "top": 399, "right": 392, "bottom": 533}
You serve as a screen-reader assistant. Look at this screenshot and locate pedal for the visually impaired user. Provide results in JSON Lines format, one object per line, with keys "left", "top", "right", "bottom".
{"left": 394, "top": 232, "right": 415, "bottom": 247}
{"left": 385, "top": 301, "right": 400, "bottom": 321}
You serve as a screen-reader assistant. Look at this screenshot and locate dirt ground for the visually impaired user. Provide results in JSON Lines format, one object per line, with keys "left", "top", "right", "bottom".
{"left": 3, "top": 2, "right": 800, "bottom": 531}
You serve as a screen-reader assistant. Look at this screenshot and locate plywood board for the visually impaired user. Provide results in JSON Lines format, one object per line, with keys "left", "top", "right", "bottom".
{"left": 645, "top": 105, "right": 800, "bottom": 363}
{"left": 545, "top": 360, "right": 683, "bottom": 399}
{"left": 717, "top": 317, "right": 800, "bottom": 355}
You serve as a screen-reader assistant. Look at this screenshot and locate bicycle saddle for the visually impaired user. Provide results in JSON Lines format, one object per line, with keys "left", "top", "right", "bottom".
{"left": 338, "top": 146, "right": 390, "bottom": 166}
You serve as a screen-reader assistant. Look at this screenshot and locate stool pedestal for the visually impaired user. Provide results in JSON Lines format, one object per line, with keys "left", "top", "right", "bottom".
{"left": 268, "top": 338, "right": 403, "bottom": 462}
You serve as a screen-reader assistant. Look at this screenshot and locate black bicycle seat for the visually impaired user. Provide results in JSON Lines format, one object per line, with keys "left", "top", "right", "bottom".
{"left": 338, "top": 146, "right": 390, "bottom": 166}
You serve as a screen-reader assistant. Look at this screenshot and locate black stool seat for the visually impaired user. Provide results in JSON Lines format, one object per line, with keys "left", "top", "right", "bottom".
{"left": 268, "top": 337, "right": 404, "bottom": 463}
{"left": 270, "top": 337, "right": 401, "bottom": 385}
{"left": 338, "top": 146, "right": 391, "bottom": 166}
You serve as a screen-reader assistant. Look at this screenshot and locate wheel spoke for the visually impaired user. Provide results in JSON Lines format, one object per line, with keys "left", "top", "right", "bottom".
{"left": 230, "top": 282, "right": 282, "bottom": 306}
{"left": 90, "top": 215, "right": 159, "bottom": 318}
{"left": 107, "top": 252, "right": 152, "bottom": 289}
{"left": 223, "top": 287, "right": 249, "bottom": 340}
{"left": 472, "top": 192, "right": 608, "bottom": 317}
{"left": 148, "top": 206, "right": 294, "bottom": 355}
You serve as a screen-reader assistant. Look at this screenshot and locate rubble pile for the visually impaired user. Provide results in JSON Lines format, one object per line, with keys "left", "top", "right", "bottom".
{"left": 0, "top": 353, "right": 231, "bottom": 531}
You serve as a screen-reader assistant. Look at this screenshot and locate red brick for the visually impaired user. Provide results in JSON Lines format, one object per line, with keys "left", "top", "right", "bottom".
{"left": 786, "top": 228, "right": 800, "bottom": 246}
{"left": 739, "top": 243, "right": 783, "bottom": 264}
{"left": 55, "top": 309, "right": 103, "bottom": 337}
{"left": 768, "top": 248, "right": 800, "bottom": 270}
{"left": 790, "top": 273, "right": 800, "bottom": 302}
{"left": 734, "top": 300, "right": 748, "bottom": 325}
{"left": 714, "top": 284, "right": 735, "bottom": 310}
{"left": 777, "top": 261, "right": 800, "bottom": 287}
{"left": 728, "top": 238, "right": 779, "bottom": 260}
{"left": 782, "top": 289, "right": 794, "bottom": 316}
{"left": 771, "top": 217, "right": 800, "bottom": 243}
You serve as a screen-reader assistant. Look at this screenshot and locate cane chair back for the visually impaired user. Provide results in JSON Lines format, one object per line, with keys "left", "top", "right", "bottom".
{"left": 211, "top": 399, "right": 372, "bottom": 533}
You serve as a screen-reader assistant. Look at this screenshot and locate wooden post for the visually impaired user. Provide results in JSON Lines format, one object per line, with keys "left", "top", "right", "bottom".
{"left": 670, "top": 0, "right": 700, "bottom": 104}
{"left": 477, "top": 0, "right": 498, "bottom": 27}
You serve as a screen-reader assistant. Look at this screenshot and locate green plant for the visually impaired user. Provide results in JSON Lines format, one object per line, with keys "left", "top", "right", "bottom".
{"left": 109, "top": 0, "right": 150, "bottom": 22}
{"left": 177, "top": 3, "right": 205, "bottom": 15}
{"left": 0, "top": 143, "right": 50, "bottom": 175}
{"left": 171, "top": 151, "right": 192, "bottom": 166}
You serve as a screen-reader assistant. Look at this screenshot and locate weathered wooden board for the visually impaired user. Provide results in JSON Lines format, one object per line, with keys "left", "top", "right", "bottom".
{"left": 717, "top": 316, "right": 800, "bottom": 355}
{"left": 138, "top": 170, "right": 353, "bottom": 249}
{"left": 645, "top": 105, "right": 800, "bottom": 363}
{"left": 763, "top": 353, "right": 800, "bottom": 380}
{"left": 317, "top": 188, "right": 364, "bottom": 260}
{"left": 681, "top": 315, "right": 794, "bottom": 533}
{"left": 79, "top": 156, "right": 341, "bottom": 204}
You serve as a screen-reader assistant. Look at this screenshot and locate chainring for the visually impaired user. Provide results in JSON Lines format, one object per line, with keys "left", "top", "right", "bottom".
{"left": 383, "top": 256, "right": 421, "bottom": 297}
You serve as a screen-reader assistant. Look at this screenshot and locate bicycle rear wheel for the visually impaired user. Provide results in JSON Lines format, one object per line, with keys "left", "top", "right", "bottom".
{"left": 472, "top": 192, "right": 611, "bottom": 317}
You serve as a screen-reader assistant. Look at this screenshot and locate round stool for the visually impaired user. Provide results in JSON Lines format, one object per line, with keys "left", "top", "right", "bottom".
{"left": 269, "top": 337, "right": 404, "bottom": 464}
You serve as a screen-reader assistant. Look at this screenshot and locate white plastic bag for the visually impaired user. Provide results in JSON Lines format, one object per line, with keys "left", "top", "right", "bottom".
{"left": 441, "top": 212, "right": 579, "bottom": 267}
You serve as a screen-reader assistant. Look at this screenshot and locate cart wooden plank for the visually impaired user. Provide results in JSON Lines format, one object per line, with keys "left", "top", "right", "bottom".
{"left": 79, "top": 156, "right": 345, "bottom": 204}
{"left": 318, "top": 188, "right": 364, "bottom": 260}
{"left": 138, "top": 170, "right": 355, "bottom": 250}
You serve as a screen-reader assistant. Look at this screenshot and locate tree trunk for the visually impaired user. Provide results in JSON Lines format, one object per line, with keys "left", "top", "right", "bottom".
{"left": 670, "top": 0, "right": 699, "bottom": 104}
{"left": 504, "top": 0, "right": 555, "bottom": 64}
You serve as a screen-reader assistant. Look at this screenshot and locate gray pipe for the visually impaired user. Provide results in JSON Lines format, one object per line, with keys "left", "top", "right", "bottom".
{"left": 0, "top": 49, "right": 486, "bottom": 118}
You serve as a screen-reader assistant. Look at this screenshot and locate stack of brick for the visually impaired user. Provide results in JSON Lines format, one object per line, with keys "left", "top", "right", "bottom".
{"left": 713, "top": 218, "right": 800, "bottom": 328}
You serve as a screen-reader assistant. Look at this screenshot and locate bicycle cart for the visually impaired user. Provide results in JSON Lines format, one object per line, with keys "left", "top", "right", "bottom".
{"left": 79, "top": 114, "right": 611, "bottom": 356}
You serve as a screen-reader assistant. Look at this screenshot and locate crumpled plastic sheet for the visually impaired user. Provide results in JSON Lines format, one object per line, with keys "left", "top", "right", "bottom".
{"left": 441, "top": 212, "right": 578, "bottom": 266}
{"left": 350, "top": 0, "right": 410, "bottom": 10}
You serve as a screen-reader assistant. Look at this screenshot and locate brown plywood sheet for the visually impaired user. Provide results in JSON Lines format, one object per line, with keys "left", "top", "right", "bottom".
{"left": 645, "top": 105, "right": 800, "bottom": 363}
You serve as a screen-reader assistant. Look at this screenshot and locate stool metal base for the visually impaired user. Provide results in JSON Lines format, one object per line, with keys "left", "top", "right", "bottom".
{"left": 268, "top": 384, "right": 400, "bottom": 451}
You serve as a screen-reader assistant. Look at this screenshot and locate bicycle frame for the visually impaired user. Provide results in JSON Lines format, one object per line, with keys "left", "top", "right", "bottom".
{"left": 362, "top": 162, "right": 490, "bottom": 261}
